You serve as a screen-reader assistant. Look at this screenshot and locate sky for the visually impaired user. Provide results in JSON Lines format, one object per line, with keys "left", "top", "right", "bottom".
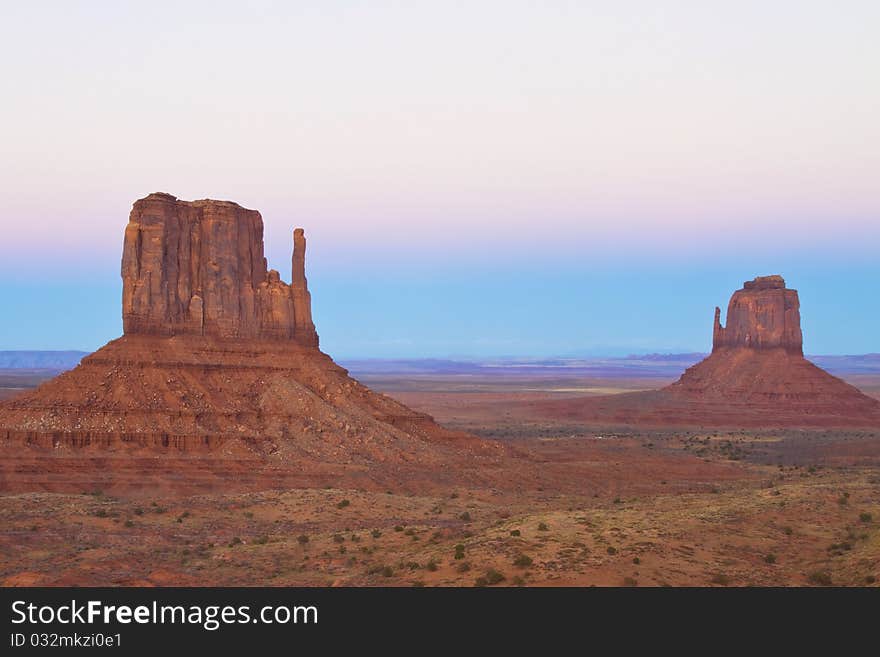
{"left": 1, "top": 1, "right": 878, "bottom": 357}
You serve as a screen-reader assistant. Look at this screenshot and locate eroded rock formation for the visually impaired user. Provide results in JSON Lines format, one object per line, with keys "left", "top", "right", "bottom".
{"left": 122, "top": 192, "right": 318, "bottom": 345}
{"left": 712, "top": 275, "right": 802, "bottom": 354}
{"left": 530, "top": 275, "right": 880, "bottom": 428}
{"left": 0, "top": 193, "right": 496, "bottom": 494}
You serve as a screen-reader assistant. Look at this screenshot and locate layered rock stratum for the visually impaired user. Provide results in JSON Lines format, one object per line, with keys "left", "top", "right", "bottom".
{"left": 0, "top": 193, "right": 500, "bottom": 494}
{"left": 531, "top": 276, "right": 880, "bottom": 428}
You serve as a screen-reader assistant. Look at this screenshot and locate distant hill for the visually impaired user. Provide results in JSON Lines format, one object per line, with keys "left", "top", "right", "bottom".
{"left": 342, "top": 353, "right": 880, "bottom": 377}
{"left": 624, "top": 353, "right": 707, "bottom": 362}
{"left": 1, "top": 350, "right": 877, "bottom": 377}
{"left": 0, "top": 351, "right": 89, "bottom": 369}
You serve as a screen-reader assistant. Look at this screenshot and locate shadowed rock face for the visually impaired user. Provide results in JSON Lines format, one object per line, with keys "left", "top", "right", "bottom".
{"left": 121, "top": 192, "right": 318, "bottom": 346}
{"left": 713, "top": 275, "right": 802, "bottom": 355}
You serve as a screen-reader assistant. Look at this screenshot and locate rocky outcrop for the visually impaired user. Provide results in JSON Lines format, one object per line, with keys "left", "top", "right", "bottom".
{"left": 529, "top": 275, "right": 880, "bottom": 428}
{"left": 0, "top": 192, "right": 496, "bottom": 494}
{"left": 712, "top": 275, "right": 802, "bottom": 354}
{"left": 121, "top": 192, "right": 318, "bottom": 345}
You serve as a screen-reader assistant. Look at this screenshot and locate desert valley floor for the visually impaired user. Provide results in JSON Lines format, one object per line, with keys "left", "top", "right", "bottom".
{"left": 2, "top": 362, "right": 879, "bottom": 587}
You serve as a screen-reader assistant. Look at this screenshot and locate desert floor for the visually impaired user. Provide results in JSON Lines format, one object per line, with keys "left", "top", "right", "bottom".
{"left": 1, "top": 370, "right": 879, "bottom": 586}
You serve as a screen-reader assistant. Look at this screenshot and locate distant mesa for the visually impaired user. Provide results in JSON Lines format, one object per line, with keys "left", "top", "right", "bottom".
{"left": 0, "top": 193, "right": 496, "bottom": 494}
{"left": 530, "top": 275, "right": 880, "bottom": 428}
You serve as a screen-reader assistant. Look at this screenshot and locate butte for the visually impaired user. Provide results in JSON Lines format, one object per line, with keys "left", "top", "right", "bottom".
{"left": 531, "top": 275, "right": 880, "bottom": 428}
{"left": 0, "top": 193, "right": 498, "bottom": 494}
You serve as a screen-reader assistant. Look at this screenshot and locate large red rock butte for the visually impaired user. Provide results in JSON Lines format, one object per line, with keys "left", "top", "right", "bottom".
{"left": 121, "top": 193, "right": 317, "bottom": 345}
{"left": 530, "top": 276, "right": 880, "bottom": 428}
{"left": 0, "top": 193, "right": 499, "bottom": 494}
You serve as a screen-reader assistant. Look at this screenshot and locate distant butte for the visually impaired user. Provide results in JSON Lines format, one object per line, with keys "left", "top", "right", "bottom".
{"left": 0, "top": 193, "right": 499, "bottom": 494}
{"left": 530, "top": 276, "right": 880, "bottom": 428}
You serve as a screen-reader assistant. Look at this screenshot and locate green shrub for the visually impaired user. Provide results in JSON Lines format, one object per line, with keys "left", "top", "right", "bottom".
{"left": 394, "top": 525, "right": 404, "bottom": 532}
{"left": 297, "top": 534, "right": 309, "bottom": 545}
{"left": 513, "top": 554, "right": 533, "bottom": 568}
{"left": 632, "top": 557, "right": 640, "bottom": 565}
{"left": 510, "top": 529, "right": 521, "bottom": 537}
{"left": 606, "top": 546, "right": 617, "bottom": 555}
{"left": 454, "top": 544, "right": 465, "bottom": 560}
{"left": 710, "top": 573, "right": 730, "bottom": 586}
{"left": 371, "top": 529, "right": 382, "bottom": 539}
{"left": 764, "top": 553, "right": 777, "bottom": 564}
{"left": 124, "top": 519, "right": 134, "bottom": 528}
{"left": 859, "top": 512, "right": 873, "bottom": 523}
{"left": 537, "top": 522, "right": 549, "bottom": 532}
{"left": 459, "top": 512, "right": 471, "bottom": 522}
{"left": 808, "top": 570, "right": 832, "bottom": 586}
{"left": 485, "top": 569, "right": 505, "bottom": 585}
{"left": 426, "top": 559, "right": 438, "bottom": 572}
{"left": 337, "top": 499, "right": 350, "bottom": 509}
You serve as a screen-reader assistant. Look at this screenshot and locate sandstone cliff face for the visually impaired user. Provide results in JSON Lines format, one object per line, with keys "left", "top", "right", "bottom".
{"left": 121, "top": 192, "right": 318, "bottom": 345}
{"left": 712, "top": 275, "right": 802, "bottom": 355}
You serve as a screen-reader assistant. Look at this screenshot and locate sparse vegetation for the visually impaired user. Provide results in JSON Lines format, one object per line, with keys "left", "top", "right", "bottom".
{"left": 485, "top": 569, "right": 505, "bottom": 585}
{"left": 513, "top": 554, "right": 533, "bottom": 568}
{"left": 808, "top": 570, "right": 832, "bottom": 586}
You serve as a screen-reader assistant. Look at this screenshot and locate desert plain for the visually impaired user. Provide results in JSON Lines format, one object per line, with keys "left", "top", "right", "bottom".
{"left": 2, "top": 360, "right": 878, "bottom": 588}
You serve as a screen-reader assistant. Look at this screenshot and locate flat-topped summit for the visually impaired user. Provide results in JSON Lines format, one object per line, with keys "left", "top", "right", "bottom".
{"left": 743, "top": 274, "right": 785, "bottom": 290}
{"left": 713, "top": 274, "right": 802, "bottom": 355}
